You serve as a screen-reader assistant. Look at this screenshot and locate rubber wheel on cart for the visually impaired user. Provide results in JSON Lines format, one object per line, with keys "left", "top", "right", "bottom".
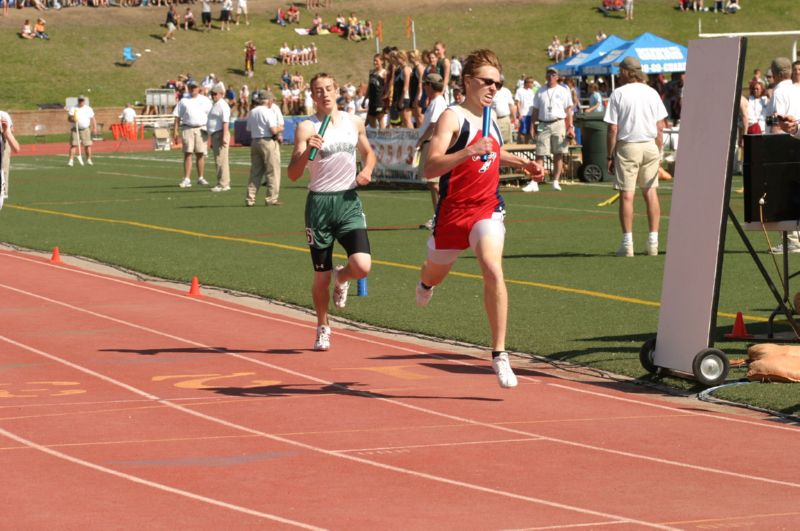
{"left": 692, "top": 348, "right": 729, "bottom": 387}
{"left": 639, "top": 337, "right": 658, "bottom": 374}
{"left": 580, "top": 163, "right": 603, "bottom": 182}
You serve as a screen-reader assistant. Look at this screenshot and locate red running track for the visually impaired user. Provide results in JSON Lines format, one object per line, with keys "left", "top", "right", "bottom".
{"left": 1, "top": 247, "right": 799, "bottom": 529}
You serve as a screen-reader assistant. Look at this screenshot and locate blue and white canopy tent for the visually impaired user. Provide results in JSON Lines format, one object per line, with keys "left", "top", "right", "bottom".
{"left": 579, "top": 32, "right": 688, "bottom": 79}
{"left": 547, "top": 34, "right": 629, "bottom": 77}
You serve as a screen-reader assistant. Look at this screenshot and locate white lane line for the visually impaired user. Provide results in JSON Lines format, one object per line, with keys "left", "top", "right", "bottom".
{"left": 335, "top": 437, "right": 544, "bottom": 454}
{"left": 0, "top": 334, "right": 670, "bottom": 530}
{"left": 3, "top": 250, "right": 796, "bottom": 436}
{"left": 0, "top": 424, "right": 323, "bottom": 529}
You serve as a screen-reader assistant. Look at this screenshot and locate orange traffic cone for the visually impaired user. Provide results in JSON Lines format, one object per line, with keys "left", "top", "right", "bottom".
{"left": 50, "top": 247, "right": 62, "bottom": 264}
{"left": 188, "top": 276, "right": 201, "bottom": 297}
{"left": 725, "top": 311, "right": 753, "bottom": 340}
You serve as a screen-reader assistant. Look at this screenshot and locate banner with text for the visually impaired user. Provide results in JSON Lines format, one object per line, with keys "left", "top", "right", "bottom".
{"left": 366, "top": 128, "right": 422, "bottom": 183}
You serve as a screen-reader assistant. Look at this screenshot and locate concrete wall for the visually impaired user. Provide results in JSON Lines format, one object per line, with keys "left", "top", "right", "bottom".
{"left": 10, "top": 107, "right": 146, "bottom": 136}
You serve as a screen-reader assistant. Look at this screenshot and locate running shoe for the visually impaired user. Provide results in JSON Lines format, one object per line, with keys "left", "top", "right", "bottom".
{"left": 521, "top": 181, "right": 539, "bottom": 193}
{"left": 211, "top": 185, "right": 231, "bottom": 192}
{"left": 313, "top": 325, "right": 331, "bottom": 351}
{"left": 552, "top": 181, "right": 561, "bottom": 191}
{"left": 179, "top": 177, "right": 192, "bottom": 188}
{"left": 332, "top": 265, "right": 349, "bottom": 308}
{"left": 491, "top": 352, "right": 518, "bottom": 388}
{"left": 415, "top": 282, "right": 434, "bottom": 307}
{"left": 615, "top": 241, "right": 634, "bottom": 257}
{"left": 645, "top": 242, "right": 659, "bottom": 256}
{"left": 197, "top": 176, "right": 209, "bottom": 186}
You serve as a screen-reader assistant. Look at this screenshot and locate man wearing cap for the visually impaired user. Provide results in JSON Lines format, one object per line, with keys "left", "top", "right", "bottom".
{"left": 414, "top": 72, "right": 448, "bottom": 230}
{"left": 246, "top": 89, "right": 285, "bottom": 206}
{"left": 765, "top": 57, "right": 800, "bottom": 253}
{"left": 207, "top": 82, "right": 231, "bottom": 192}
{"left": 604, "top": 56, "right": 668, "bottom": 257}
{"left": 173, "top": 80, "right": 212, "bottom": 188}
{"left": 525, "top": 67, "right": 574, "bottom": 192}
{"left": 67, "top": 96, "right": 97, "bottom": 167}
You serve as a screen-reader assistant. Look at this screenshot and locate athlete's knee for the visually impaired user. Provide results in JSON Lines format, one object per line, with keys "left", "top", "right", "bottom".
{"left": 348, "top": 253, "right": 371, "bottom": 278}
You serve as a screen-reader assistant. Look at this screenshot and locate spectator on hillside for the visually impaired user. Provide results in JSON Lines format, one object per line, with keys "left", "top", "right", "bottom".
{"left": 286, "top": 4, "right": 300, "bottom": 24}
{"left": 244, "top": 40, "right": 256, "bottom": 78}
{"left": 34, "top": 18, "right": 49, "bottom": 40}
{"left": 274, "top": 7, "right": 287, "bottom": 26}
{"left": 309, "top": 13, "right": 323, "bottom": 35}
{"left": 347, "top": 12, "right": 360, "bottom": 41}
{"left": 183, "top": 8, "right": 195, "bottom": 30}
{"left": 20, "top": 20, "right": 35, "bottom": 40}
{"left": 235, "top": 0, "right": 248, "bottom": 26}
{"left": 238, "top": 84, "right": 250, "bottom": 117}
{"left": 725, "top": 0, "right": 740, "bottom": 13}
{"left": 220, "top": 0, "right": 232, "bottom": 31}
{"left": 624, "top": 0, "right": 634, "bottom": 20}
{"left": 548, "top": 36, "right": 564, "bottom": 62}
{"left": 161, "top": 6, "right": 177, "bottom": 42}
{"left": 201, "top": 0, "right": 212, "bottom": 31}
{"left": 362, "top": 20, "right": 374, "bottom": 40}
{"left": 309, "top": 42, "right": 318, "bottom": 64}
{"left": 596, "top": 30, "right": 607, "bottom": 42}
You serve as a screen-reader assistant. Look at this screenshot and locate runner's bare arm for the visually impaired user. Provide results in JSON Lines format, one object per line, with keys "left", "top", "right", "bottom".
{"left": 288, "top": 120, "right": 320, "bottom": 181}
{"left": 355, "top": 118, "right": 376, "bottom": 186}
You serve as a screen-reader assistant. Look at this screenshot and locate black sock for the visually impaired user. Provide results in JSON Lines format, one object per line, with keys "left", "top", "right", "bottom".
{"left": 420, "top": 282, "right": 432, "bottom": 290}
{"left": 492, "top": 350, "right": 505, "bottom": 359}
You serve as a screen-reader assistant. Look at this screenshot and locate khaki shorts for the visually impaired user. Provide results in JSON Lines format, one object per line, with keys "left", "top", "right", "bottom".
{"left": 614, "top": 140, "right": 660, "bottom": 192}
{"left": 535, "top": 120, "right": 568, "bottom": 157}
{"left": 70, "top": 128, "right": 92, "bottom": 147}
{"left": 181, "top": 127, "right": 208, "bottom": 154}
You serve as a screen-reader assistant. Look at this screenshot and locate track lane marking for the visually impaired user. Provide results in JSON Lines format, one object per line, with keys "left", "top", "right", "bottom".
{"left": 1, "top": 274, "right": 799, "bottom": 495}
{"left": 0, "top": 333, "right": 671, "bottom": 530}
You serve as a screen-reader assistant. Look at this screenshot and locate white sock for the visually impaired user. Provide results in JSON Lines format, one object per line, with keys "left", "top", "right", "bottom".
{"left": 648, "top": 232, "right": 658, "bottom": 244}
{"left": 622, "top": 232, "right": 633, "bottom": 244}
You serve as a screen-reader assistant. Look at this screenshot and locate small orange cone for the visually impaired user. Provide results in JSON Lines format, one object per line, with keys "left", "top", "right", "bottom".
{"left": 725, "top": 311, "right": 753, "bottom": 340}
{"left": 188, "top": 276, "right": 201, "bottom": 297}
{"left": 50, "top": 247, "right": 62, "bottom": 264}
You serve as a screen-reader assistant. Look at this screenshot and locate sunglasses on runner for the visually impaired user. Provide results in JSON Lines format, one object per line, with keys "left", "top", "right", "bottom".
{"left": 471, "top": 76, "right": 502, "bottom": 89}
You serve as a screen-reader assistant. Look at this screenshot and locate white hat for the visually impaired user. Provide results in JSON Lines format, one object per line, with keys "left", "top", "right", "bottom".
{"left": 211, "top": 82, "right": 226, "bottom": 94}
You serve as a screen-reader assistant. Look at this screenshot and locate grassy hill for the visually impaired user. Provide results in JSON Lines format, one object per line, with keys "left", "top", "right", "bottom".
{"left": 2, "top": 0, "right": 799, "bottom": 110}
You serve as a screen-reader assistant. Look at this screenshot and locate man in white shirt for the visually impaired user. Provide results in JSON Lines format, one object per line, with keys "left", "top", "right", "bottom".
{"left": 765, "top": 57, "right": 800, "bottom": 253}
{"left": 514, "top": 77, "right": 536, "bottom": 144}
{"left": 526, "top": 67, "right": 574, "bottom": 192}
{"left": 246, "top": 90, "right": 285, "bottom": 206}
{"left": 604, "top": 56, "right": 668, "bottom": 257}
{"left": 119, "top": 103, "right": 137, "bottom": 141}
{"left": 0, "top": 111, "right": 19, "bottom": 204}
{"left": 67, "top": 96, "right": 97, "bottom": 167}
{"left": 172, "top": 80, "right": 213, "bottom": 188}
{"left": 207, "top": 83, "right": 231, "bottom": 192}
{"left": 492, "top": 75, "right": 517, "bottom": 144}
{"left": 235, "top": 0, "right": 248, "bottom": 26}
{"left": 414, "top": 73, "right": 448, "bottom": 230}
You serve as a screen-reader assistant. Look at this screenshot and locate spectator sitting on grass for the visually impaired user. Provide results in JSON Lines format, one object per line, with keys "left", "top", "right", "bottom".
{"left": 725, "top": 0, "right": 740, "bottom": 13}
{"left": 34, "top": 18, "right": 49, "bottom": 40}
{"left": 362, "top": 20, "right": 373, "bottom": 40}
{"left": 286, "top": 4, "right": 299, "bottom": 24}
{"left": 308, "top": 13, "right": 323, "bottom": 35}
{"left": 183, "top": 8, "right": 195, "bottom": 30}
{"left": 20, "top": 20, "right": 35, "bottom": 40}
{"left": 274, "top": 7, "right": 286, "bottom": 26}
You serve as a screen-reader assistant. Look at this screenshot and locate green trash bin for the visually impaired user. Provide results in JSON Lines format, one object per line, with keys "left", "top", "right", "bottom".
{"left": 574, "top": 112, "right": 609, "bottom": 182}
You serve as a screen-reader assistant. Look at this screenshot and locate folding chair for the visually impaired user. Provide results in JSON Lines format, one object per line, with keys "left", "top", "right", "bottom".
{"left": 122, "top": 47, "right": 137, "bottom": 66}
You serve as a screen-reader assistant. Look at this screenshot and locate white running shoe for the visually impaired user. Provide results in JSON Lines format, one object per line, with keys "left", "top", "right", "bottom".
{"left": 87, "top": 158, "right": 94, "bottom": 166}
{"left": 77, "top": 157, "right": 84, "bottom": 166}
{"left": 314, "top": 325, "right": 331, "bottom": 351}
{"left": 522, "top": 181, "right": 539, "bottom": 193}
{"left": 552, "top": 181, "right": 562, "bottom": 191}
{"left": 645, "top": 242, "right": 659, "bottom": 256}
{"left": 492, "top": 352, "right": 518, "bottom": 388}
{"left": 770, "top": 242, "right": 800, "bottom": 254}
{"left": 197, "top": 176, "right": 209, "bottom": 186}
{"left": 67, "top": 159, "right": 74, "bottom": 167}
{"left": 211, "top": 185, "right": 231, "bottom": 192}
{"left": 179, "top": 177, "right": 192, "bottom": 188}
{"left": 332, "top": 265, "right": 349, "bottom": 308}
{"left": 415, "top": 282, "right": 434, "bottom": 307}
{"left": 615, "top": 241, "right": 634, "bottom": 257}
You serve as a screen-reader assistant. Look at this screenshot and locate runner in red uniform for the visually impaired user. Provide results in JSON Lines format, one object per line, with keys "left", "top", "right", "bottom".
{"left": 415, "top": 49, "right": 543, "bottom": 389}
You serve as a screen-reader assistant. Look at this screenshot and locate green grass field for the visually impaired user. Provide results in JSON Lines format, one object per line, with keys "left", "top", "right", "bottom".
{"left": 1, "top": 0, "right": 799, "bottom": 109}
{"left": 1, "top": 146, "right": 797, "bottom": 417}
